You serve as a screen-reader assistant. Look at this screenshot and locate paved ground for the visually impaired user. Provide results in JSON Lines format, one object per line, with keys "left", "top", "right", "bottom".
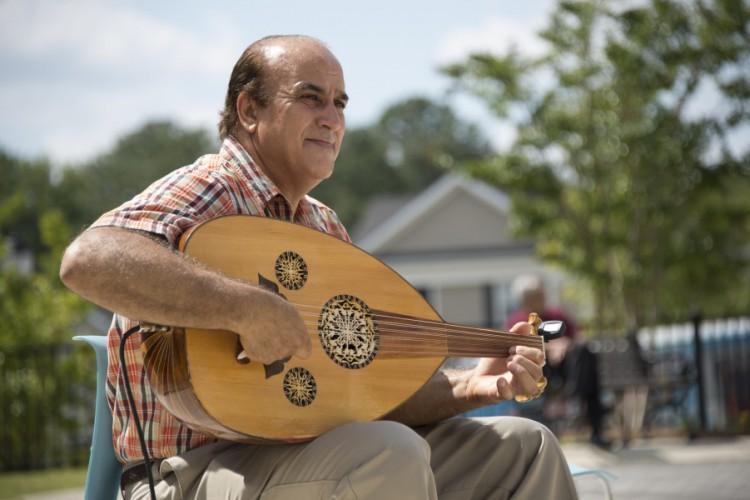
{"left": 23, "top": 436, "right": 750, "bottom": 499}
{"left": 565, "top": 436, "right": 750, "bottom": 499}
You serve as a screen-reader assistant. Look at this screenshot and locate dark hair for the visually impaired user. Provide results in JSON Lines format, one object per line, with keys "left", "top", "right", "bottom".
{"left": 217, "top": 35, "right": 323, "bottom": 140}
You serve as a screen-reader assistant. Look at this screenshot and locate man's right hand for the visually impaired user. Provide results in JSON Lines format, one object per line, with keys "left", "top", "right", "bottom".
{"left": 234, "top": 289, "right": 312, "bottom": 364}
{"left": 61, "top": 227, "right": 313, "bottom": 365}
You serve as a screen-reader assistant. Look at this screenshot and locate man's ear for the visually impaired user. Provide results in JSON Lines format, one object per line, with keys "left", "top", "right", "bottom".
{"left": 237, "top": 91, "right": 258, "bottom": 134}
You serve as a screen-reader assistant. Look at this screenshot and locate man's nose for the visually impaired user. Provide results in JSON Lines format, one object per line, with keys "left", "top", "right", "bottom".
{"left": 317, "top": 101, "right": 344, "bottom": 131}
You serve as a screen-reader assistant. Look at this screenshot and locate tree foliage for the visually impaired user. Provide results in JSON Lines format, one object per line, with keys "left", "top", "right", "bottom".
{"left": 0, "top": 152, "right": 57, "bottom": 256}
{"left": 1, "top": 121, "right": 216, "bottom": 469}
{"left": 0, "top": 212, "right": 88, "bottom": 349}
{"left": 444, "top": 0, "right": 750, "bottom": 329}
{"left": 312, "top": 97, "right": 493, "bottom": 226}
{"left": 55, "top": 120, "right": 216, "bottom": 233}
{"left": 1, "top": 120, "right": 216, "bottom": 346}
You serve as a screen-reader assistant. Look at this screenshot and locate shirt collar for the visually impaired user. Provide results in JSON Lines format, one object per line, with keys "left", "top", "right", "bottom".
{"left": 220, "top": 135, "right": 313, "bottom": 215}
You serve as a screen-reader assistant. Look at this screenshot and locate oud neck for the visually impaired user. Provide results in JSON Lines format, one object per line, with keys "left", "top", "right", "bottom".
{"left": 374, "top": 310, "right": 544, "bottom": 359}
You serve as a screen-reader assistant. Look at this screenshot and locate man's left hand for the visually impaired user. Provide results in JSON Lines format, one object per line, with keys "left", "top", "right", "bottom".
{"left": 464, "top": 321, "right": 546, "bottom": 404}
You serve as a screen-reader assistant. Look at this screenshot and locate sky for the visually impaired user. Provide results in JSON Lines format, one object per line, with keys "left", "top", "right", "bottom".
{"left": 0, "top": 0, "right": 556, "bottom": 166}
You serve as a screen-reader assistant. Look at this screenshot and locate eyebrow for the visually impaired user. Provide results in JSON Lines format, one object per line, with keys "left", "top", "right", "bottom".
{"left": 298, "top": 82, "right": 349, "bottom": 103}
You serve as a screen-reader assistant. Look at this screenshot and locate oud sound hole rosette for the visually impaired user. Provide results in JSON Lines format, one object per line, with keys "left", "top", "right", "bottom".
{"left": 317, "top": 294, "right": 378, "bottom": 369}
{"left": 283, "top": 367, "right": 317, "bottom": 407}
{"left": 275, "top": 251, "right": 308, "bottom": 290}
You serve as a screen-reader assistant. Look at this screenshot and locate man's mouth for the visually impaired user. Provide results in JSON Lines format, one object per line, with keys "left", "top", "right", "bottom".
{"left": 305, "top": 138, "right": 335, "bottom": 149}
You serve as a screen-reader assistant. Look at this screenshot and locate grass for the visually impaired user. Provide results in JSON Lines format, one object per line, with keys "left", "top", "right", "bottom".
{"left": 0, "top": 467, "right": 86, "bottom": 499}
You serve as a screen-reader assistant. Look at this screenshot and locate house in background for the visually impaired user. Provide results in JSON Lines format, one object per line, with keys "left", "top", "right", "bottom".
{"left": 352, "top": 174, "right": 574, "bottom": 329}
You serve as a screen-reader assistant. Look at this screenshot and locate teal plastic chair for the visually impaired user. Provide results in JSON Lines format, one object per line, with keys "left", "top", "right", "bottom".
{"left": 74, "top": 335, "right": 122, "bottom": 500}
{"left": 568, "top": 463, "right": 614, "bottom": 499}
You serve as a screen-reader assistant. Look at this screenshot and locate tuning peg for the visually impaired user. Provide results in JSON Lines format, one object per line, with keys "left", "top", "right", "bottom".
{"left": 539, "top": 320, "right": 566, "bottom": 342}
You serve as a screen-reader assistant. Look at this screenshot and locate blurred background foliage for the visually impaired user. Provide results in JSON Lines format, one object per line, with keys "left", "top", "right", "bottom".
{"left": 0, "top": 0, "right": 748, "bottom": 471}
{"left": 443, "top": 0, "right": 750, "bottom": 330}
{"left": 311, "top": 97, "right": 494, "bottom": 226}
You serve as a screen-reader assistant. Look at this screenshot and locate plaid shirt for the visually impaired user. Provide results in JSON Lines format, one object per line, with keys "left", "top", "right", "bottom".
{"left": 91, "top": 136, "right": 350, "bottom": 463}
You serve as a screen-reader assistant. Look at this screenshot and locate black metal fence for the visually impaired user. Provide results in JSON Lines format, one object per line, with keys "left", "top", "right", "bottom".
{"left": 594, "top": 316, "right": 750, "bottom": 437}
{"left": 1, "top": 318, "right": 748, "bottom": 471}
{"left": 0, "top": 341, "right": 95, "bottom": 471}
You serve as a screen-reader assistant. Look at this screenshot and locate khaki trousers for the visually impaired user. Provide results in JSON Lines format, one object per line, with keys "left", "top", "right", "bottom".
{"left": 125, "top": 417, "right": 578, "bottom": 500}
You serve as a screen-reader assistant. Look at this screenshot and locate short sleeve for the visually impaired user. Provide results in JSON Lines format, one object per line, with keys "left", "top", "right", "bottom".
{"left": 90, "top": 164, "right": 235, "bottom": 247}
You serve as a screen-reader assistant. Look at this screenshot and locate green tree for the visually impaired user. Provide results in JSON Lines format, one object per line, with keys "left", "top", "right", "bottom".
{"left": 0, "top": 119, "right": 224, "bottom": 348}
{"left": 0, "top": 148, "right": 90, "bottom": 342}
{"left": 0, "top": 199, "right": 93, "bottom": 470}
{"left": 0, "top": 148, "right": 98, "bottom": 469}
{"left": 444, "top": 0, "right": 750, "bottom": 329}
{"left": 54, "top": 120, "right": 217, "bottom": 231}
{"left": 313, "top": 97, "right": 493, "bottom": 226}
{"left": 0, "top": 214, "right": 89, "bottom": 349}
{"left": 0, "top": 151, "right": 57, "bottom": 257}
{"left": 0, "top": 121, "right": 218, "bottom": 469}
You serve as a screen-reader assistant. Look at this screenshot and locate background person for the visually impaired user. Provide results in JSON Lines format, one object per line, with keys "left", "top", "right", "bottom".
{"left": 507, "top": 275, "right": 610, "bottom": 449}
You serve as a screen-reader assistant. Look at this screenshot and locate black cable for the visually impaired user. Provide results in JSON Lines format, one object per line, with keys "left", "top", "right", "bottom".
{"left": 120, "top": 325, "right": 157, "bottom": 500}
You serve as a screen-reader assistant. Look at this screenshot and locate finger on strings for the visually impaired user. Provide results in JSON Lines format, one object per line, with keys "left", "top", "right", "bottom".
{"left": 508, "top": 362, "right": 539, "bottom": 396}
{"left": 508, "top": 345, "right": 545, "bottom": 365}
{"left": 508, "top": 353, "right": 543, "bottom": 381}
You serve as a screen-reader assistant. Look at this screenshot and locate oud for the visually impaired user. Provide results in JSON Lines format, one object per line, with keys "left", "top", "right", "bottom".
{"left": 141, "top": 215, "right": 563, "bottom": 443}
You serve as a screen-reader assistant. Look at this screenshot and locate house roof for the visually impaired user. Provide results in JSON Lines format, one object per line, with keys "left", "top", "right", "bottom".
{"left": 350, "top": 193, "right": 412, "bottom": 243}
{"left": 355, "top": 174, "right": 511, "bottom": 253}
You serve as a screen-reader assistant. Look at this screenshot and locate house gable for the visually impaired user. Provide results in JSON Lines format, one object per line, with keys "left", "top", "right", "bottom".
{"left": 357, "top": 175, "right": 518, "bottom": 255}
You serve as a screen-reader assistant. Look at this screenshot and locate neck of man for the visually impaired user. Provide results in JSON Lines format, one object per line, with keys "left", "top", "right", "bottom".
{"left": 235, "top": 133, "right": 315, "bottom": 214}
{"left": 260, "top": 165, "right": 308, "bottom": 214}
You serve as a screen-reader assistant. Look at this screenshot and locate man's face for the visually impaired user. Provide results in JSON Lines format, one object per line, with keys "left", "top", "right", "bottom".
{"left": 524, "top": 289, "right": 546, "bottom": 312}
{"left": 250, "top": 42, "right": 347, "bottom": 191}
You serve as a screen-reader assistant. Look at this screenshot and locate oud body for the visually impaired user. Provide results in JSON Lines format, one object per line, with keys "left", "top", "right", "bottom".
{"left": 141, "top": 215, "right": 544, "bottom": 443}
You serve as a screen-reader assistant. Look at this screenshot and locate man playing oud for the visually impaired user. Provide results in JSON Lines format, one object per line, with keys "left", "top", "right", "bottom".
{"left": 60, "top": 35, "right": 578, "bottom": 500}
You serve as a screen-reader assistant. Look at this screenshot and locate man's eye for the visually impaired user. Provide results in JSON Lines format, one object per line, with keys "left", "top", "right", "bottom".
{"left": 335, "top": 100, "right": 347, "bottom": 110}
{"left": 302, "top": 94, "right": 321, "bottom": 103}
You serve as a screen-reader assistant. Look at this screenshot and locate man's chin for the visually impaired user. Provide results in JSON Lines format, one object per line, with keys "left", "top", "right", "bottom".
{"left": 303, "top": 162, "right": 335, "bottom": 183}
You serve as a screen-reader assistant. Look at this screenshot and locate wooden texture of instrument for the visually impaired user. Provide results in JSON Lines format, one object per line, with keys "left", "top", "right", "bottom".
{"left": 141, "top": 215, "right": 549, "bottom": 444}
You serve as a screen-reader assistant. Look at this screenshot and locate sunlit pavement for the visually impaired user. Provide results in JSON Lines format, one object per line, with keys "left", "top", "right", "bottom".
{"left": 564, "top": 436, "right": 750, "bottom": 500}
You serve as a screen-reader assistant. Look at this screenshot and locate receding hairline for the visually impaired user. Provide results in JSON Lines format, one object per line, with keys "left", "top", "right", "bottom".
{"left": 253, "top": 35, "right": 340, "bottom": 70}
